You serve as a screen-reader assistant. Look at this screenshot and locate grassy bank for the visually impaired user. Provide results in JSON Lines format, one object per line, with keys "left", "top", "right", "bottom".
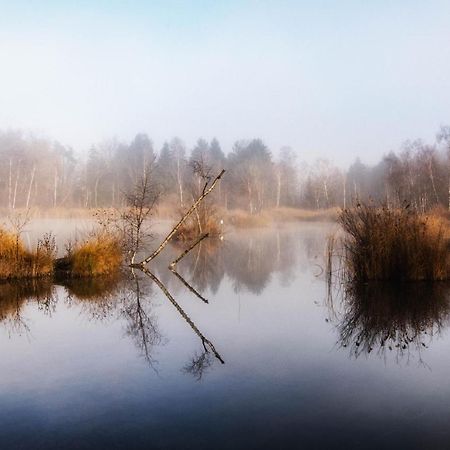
{"left": 0, "top": 225, "right": 123, "bottom": 281}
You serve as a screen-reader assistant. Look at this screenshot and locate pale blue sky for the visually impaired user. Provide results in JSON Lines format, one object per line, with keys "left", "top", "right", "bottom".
{"left": 0, "top": 0, "right": 449, "bottom": 164}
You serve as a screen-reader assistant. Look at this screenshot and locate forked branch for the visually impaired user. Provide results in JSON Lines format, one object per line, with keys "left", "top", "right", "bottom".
{"left": 134, "top": 169, "right": 225, "bottom": 266}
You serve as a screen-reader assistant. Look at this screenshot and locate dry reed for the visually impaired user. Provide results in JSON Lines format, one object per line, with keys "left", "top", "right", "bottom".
{"left": 0, "top": 228, "right": 55, "bottom": 280}
{"left": 64, "top": 230, "right": 123, "bottom": 277}
{"left": 334, "top": 204, "right": 449, "bottom": 282}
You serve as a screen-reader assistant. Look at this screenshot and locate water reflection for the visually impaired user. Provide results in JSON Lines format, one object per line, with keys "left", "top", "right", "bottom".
{"left": 152, "top": 227, "right": 323, "bottom": 296}
{"left": 0, "top": 227, "right": 325, "bottom": 375}
{"left": 122, "top": 271, "right": 163, "bottom": 371}
{"left": 0, "top": 280, "right": 55, "bottom": 336}
{"left": 328, "top": 282, "right": 450, "bottom": 364}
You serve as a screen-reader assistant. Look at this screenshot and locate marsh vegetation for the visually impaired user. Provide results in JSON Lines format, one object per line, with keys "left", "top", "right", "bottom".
{"left": 329, "top": 203, "right": 449, "bottom": 283}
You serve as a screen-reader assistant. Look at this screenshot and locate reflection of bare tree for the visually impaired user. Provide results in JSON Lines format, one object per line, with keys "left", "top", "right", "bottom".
{"left": 121, "top": 271, "right": 163, "bottom": 370}
{"left": 328, "top": 282, "right": 450, "bottom": 365}
{"left": 182, "top": 350, "right": 213, "bottom": 381}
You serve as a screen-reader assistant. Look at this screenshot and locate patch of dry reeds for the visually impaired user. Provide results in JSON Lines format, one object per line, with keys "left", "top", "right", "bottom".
{"left": 334, "top": 204, "right": 449, "bottom": 282}
{"left": 0, "top": 228, "right": 55, "bottom": 280}
{"left": 63, "top": 230, "right": 123, "bottom": 277}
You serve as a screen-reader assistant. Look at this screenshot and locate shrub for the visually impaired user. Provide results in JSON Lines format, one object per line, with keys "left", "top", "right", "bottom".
{"left": 65, "top": 230, "right": 123, "bottom": 277}
{"left": 333, "top": 203, "right": 449, "bottom": 282}
{"left": 0, "top": 228, "right": 55, "bottom": 280}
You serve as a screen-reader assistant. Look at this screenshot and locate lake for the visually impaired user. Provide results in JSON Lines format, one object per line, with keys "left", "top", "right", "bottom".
{"left": 1, "top": 221, "right": 450, "bottom": 449}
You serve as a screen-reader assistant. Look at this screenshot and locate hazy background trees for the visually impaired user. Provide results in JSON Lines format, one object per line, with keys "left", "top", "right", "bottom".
{"left": 0, "top": 126, "right": 449, "bottom": 212}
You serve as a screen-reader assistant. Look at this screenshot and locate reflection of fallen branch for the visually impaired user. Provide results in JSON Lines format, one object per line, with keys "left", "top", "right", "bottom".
{"left": 133, "top": 170, "right": 225, "bottom": 266}
{"left": 169, "top": 269, "right": 209, "bottom": 304}
{"left": 141, "top": 267, "right": 224, "bottom": 364}
{"left": 168, "top": 233, "right": 210, "bottom": 304}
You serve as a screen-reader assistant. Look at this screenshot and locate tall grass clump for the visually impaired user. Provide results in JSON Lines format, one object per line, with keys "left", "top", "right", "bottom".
{"left": 63, "top": 230, "right": 123, "bottom": 277}
{"left": 0, "top": 228, "right": 55, "bottom": 280}
{"left": 334, "top": 203, "right": 449, "bottom": 282}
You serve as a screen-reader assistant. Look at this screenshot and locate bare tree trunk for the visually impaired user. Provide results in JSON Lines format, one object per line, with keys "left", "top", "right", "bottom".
{"left": 53, "top": 166, "right": 58, "bottom": 207}
{"left": 8, "top": 158, "right": 12, "bottom": 210}
{"left": 343, "top": 175, "right": 346, "bottom": 209}
{"left": 428, "top": 158, "right": 440, "bottom": 205}
{"left": 276, "top": 170, "right": 281, "bottom": 208}
{"left": 94, "top": 177, "right": 100, "bottom": 208}
{"left": 323, "top": 180, "right": 329, "bottom": 207}
{"left": 12, "top": 161, "right": 21, "bottom": 209}
{"left": 247, "top": 181, "right": 253, "bottom": 214}
{"left": 26, "top": 166, "right": 36, "bottom": 209}
{"left": 177, "top": 156, "right": 184, "bottom": 207}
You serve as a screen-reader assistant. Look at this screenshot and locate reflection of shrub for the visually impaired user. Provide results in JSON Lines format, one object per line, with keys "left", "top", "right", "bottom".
{"left": 335, "top": 204, "right": 449, "bottom": 282}
{"left": 64, "top": 230, "right": 123, "bottom": 277}
{"left": 0, "top": 280, "right": 54, "bottom": 332}
{"left": 330, "top": 282, "right": 450, "bottom": 359}
{"left": 62, "top": 275, "right": 121, "bottom": 299}
{"left": 0, "top": 228, "right": 55, "bottom": 280}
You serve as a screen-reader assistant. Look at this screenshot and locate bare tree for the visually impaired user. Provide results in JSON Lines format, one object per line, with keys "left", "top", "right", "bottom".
{"left": 121, "top": 161, "right": 160, "bottom": 264}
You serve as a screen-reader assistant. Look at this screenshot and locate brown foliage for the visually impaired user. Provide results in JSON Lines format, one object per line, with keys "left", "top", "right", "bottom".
{"left": 335, "top": 203, "right": 449, "bottom": 282}
{"left": 65, "top": 230, "right": 123, "bottom": 277}
{"left": 0, "top": 228, "right": 55, "bottom": 280}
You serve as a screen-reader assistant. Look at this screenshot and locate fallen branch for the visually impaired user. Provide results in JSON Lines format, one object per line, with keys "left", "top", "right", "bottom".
{"left": 169, "top": 233, "right": 209, "bottom": 268}
{"left": 135, "top": 169, "right": 225, "bottom": 266}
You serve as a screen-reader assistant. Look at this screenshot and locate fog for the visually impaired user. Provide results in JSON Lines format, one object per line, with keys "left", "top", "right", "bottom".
{"left": 1, "top": 1, "right": 450, "bottom": 165}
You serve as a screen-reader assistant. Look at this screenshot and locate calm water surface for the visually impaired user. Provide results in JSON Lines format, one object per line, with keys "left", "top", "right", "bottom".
{"left": 1, "top": 222, "right": 450, "bottom": 449}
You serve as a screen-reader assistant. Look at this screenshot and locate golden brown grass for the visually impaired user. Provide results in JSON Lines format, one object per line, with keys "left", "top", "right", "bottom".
{"left": 64, "top": 230, "right": 123, "bottom": 277}
{"left": 333, "top": 204, "right": 449, "bottom": 282}
{"left": 0, "top": 228, "right": 55, "bottom": 280}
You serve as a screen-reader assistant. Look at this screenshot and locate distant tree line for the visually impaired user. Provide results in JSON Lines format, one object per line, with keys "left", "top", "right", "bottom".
{"left": 0, "top": 127, "right": 449, "bottom": 212}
